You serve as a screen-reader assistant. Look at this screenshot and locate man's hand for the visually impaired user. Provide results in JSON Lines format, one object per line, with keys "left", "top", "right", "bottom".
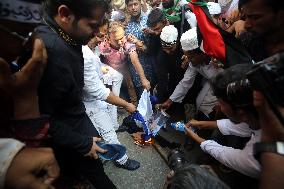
{"left": 101, "top": 66, "right": 110, "bottom": 74}
{"left": 0, "top": 38, "right": 47, "bottom": 119}
{"left": 226, "top": 9, "right": 240, "bottom": 26}
{"left": 181, "top": 55, "right": 189, "bottom": 69}
{"left": 142, "top": 28, "right": 156, "bottom": 35}
{"left": 85, "top": 137, "right": 107, "bottom": 159}
{"left": 5, "top": 148, "right": 60, "bottom": 189}
{"left": 156, "top": 99, "right": 173, "bottom": 110}
{"left": 184, "top": 125, "right": 195, "bottom": 138}
{"left": 141, "top": 78, "right": 151, "bottom": 91}
{"left": 184, "top": 125, "right": 205, "bottom": 144}
{"left": 186, "top": 119, "right": 202, "bottom": 129}
{"left": 234, "top": 20, "right": 246, "bottom": 38}
{"left": 0, "top": 38, "right": 47, "bottom": 98}
{"left": 125, "top": 102, "right": 136, "bottom": 114}
{"left": 127, "top": 34, "right": 139, "bottom": 44}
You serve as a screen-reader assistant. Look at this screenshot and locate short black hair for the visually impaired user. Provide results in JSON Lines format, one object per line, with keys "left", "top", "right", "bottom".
{"left": 211, "top": 63, "right": 257, "bottom": 112}
{"left": 125, "top": 0, "right": 140, "bottom": 6}
{"left": 170, "top": 164, "right": 229, "bottom": 189}
{"left": 43, "top": 0, "right": 110, "bottom": 18}
{"left": 239, "top": 0, "right": 284, "bottom": 12}
{"left": 147, "top": 8, "right": 166, "bottom": 28}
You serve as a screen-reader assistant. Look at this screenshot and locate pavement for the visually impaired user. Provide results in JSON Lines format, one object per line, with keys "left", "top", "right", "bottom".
{"left": 104, "top": 132, "right": 169, "bottom": 189}
{"left": 104, "top": 109, "right": 169, "bottom": 189}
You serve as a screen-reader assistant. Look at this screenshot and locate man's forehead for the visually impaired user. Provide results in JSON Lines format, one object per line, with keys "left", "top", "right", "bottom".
{"left": 128, "top": 0, "right": 140, "bottom": 5}
{"left": 113, "top": 28, "right": 125, "bottom": 39}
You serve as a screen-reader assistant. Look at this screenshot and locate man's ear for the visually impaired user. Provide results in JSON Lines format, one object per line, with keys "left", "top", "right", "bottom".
{"left": 57, "top": 5, "right": 74, "bottom": 24}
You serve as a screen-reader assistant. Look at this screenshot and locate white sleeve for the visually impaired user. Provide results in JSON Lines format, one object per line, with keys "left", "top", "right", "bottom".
{"left": 200, "top": 140, "right": 260, "bottom": 178}
{"left": 83, "top": 46, "right": 110, "bottom": 101}
{"left": 169, "top": 65, "right": 197, "bottom": 103}
{"left": 0, "top": 138, "right": 25, "bottom": 188}
{"left": 217, "top": 119, "right": 252, "bottom": 137}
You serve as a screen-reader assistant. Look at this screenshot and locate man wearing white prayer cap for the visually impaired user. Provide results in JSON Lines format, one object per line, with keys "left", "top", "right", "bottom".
{"left": 154, "top": 24, "right": 186, "bottom": 104}
{"left": 207, "top": 2, "right": 222, "bottom": 15}
{"left": 160, "top": 25, "right": 179, "bottom": 54}
{"left": 158, "top": 27, "right": 223, "bottom": 120}
{"left": 207, "top": 2, "right": 223, "bottom": 27}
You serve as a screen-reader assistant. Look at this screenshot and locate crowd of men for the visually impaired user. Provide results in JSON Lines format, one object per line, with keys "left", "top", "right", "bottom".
{"left": 0, "top": 0, "right": 283, "bottom": 188}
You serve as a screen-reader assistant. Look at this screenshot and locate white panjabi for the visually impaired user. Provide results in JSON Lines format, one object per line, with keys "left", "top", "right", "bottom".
{"left": 160, "top": 25, "right": 178, "bottom": 44}
{"left": 180, "top": 27, "right": 199, "bottom": 51}
{"left": 207, "top": 2, "right": 222, "bottom": 15}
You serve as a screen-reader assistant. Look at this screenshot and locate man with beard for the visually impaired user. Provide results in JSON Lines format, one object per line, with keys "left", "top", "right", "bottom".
{"left": 35, "top": 0, "right": 117, "bottom": 188}
{"left": 154, "top": 25, "right": 185, "bottom": 104}
{"left": 238, "top": 0, "right": 284, "bottom": 188}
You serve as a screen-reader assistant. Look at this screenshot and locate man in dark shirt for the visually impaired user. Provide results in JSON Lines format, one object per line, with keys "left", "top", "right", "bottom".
{"left": 36, "top": 0, "right": 117, "bottom": 188}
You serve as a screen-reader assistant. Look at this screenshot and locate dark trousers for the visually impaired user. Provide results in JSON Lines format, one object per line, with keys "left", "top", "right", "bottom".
{"left": 51, "top": 114, "right": 117, "bottom": 189}
{"left": 54, "top": 148, "right": 117, "bottom": 189}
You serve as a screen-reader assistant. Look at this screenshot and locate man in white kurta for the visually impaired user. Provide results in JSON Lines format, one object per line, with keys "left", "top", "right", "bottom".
{"left": 82, "top": 45, "right": 140, "bottom": 170}
{"left": 201, "top": 119, "right": 261, "bottom": 178}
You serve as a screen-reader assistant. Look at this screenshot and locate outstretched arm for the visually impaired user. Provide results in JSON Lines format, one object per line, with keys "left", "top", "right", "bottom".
{"left": 129, "top": 51, "right": 151, "bottom": 90}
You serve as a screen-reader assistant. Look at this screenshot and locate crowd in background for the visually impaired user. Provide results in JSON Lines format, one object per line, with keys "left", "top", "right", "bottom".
{"left": 0, "top": 0, "right": 284, "bottom": 188}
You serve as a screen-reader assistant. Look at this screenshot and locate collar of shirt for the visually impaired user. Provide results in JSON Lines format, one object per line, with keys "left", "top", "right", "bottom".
{"left": 42, "top": 13, "right": 80, "bottom": 47}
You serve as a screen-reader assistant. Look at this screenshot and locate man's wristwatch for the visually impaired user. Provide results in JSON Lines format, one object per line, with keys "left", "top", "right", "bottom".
{"left": 254, "top": 141, "right": 284, "bottom": 161}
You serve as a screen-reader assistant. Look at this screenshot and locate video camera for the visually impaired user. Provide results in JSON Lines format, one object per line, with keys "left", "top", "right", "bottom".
{"left": 227, "top": 52, "right": 284, "bottom": 125}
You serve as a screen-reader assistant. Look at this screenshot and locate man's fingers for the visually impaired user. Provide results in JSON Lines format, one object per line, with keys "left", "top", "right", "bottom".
{"left": 43, "top": 161, "right": 60, "bottom": 185}
{"left": 92, "top": 137, "right": 107, "bottom": 154}
{"left": 92, "top": 152, "right": 99, "bottom": 159}
{"left": 95, "top": 144, "right": 108, "bottom": 154}
{"left": 93, "top": 137, "right": 102, "bottom": 142}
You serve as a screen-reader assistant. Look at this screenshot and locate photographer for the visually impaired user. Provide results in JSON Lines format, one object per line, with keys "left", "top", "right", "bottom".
{"left": 185, "top": 64, "right": 261, "bottom": 179}
{"left": 239, "top": 0, "right": 284, "bottom": 188}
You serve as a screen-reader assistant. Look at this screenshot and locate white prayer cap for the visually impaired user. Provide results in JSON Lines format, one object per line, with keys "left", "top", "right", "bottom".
{"left": 207, "top": 2, "right": 221, "bottom": 15}
{"left": 180, "top": 27, "right": 199, "bottom": 51}
{"left": 160, "top": 25, "right": 178, "bottom": 45}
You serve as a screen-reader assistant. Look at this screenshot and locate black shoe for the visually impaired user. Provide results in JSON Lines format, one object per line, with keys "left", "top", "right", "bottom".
{"left": 120, "top": 115, "right": 143, "bottom": 134}
{"left": 115, "top": 124, "right": 129, "bottom": 133}
{"left": 115, "top": 159, "right": 140, "bottom": 170}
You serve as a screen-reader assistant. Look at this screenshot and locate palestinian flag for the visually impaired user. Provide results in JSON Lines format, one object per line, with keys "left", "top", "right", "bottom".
{"left": 187, "top": 0, "right": 252, "bottom": 67}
